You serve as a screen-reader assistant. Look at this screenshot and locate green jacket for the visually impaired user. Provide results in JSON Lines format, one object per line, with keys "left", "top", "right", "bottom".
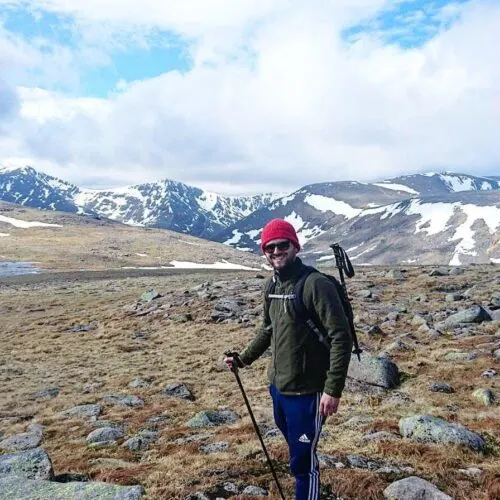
{"left": 239, "top": 257, "right": 353, "bottom": 398}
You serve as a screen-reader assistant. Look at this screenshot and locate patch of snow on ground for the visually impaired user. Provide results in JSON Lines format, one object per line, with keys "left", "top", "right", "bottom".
{"left": 449, "top": 203, "right": 500, "bottom": 265}
{"left": 123, "top": 260, "right": 259, "bottom": 270}
{"left": 284, "top": 212, "right": 306, "bottom": 231}
{"left": 0, "top": 233, "right": 9, "bottom": 237}
{"left": 0, "top": 215, "right": 62, "bottom": 228}
{"left": 317, "top": 255, "right": 335, "bottom": 261}
{"left": 481, "top": 181, "right": 493, "bottom": 190}
{"left": 490, "top": 258, "right": 500, "bottom": 264}
{"left": 373, "top": 183, "right": 419, "bottom": 195}
{"left": 304, "top": 194, "right": 362, "bottom": 219}
{"left": 135, "top": 253, "right": 148, "bottom": 257}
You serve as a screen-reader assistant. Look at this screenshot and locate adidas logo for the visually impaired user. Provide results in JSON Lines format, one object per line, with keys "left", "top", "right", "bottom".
{"left": 298, "top": 434, "right": 310, "bottom": 443}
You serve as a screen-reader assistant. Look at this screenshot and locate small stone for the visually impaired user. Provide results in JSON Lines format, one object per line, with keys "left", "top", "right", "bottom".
{"left": 102, "top": 395, "right": 144, "bottom": 407}
{"left": 242, "top": 485, "right": 268, "bottom": 496}
{"left": 430, "top": 383, "right": 454, "bottom": 394}
{"left": 86, "top": 427, "right": 124, "bottom": 444}
{"left": 123, "top": 436, "right": 152, "bottom": 452}
{"left": 141, "top": 289, "right": 161, "bottom": 301}
{"left": 58, "top": 404, "right": 102, "bottom": 420}
{"left": 129, "top": 378, "right": 152, "bottom": 389}
{"left": 30, "top": 387, "right": 60, "bottom": 401}
{"left": 482, "top": 369, "right": 497, "bottom": 378}
{"left": 161, "top": 382, "right": 194, "bottom": 401}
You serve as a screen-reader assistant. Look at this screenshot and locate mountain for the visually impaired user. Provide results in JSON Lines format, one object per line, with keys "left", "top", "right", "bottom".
{"left": 216, "top": 172, "right": 500, "bottom": 253}
{"left": 300, "top": 190, "right": 500, "bottom": 266}
{"left": 0, "top": 165, "right": 83, "bottom": 213}
{"left": 0, "top": 165, "right": 281, "bottom": 238}
{"left": 374, "top": 171, "right": 499, "bottom": 196}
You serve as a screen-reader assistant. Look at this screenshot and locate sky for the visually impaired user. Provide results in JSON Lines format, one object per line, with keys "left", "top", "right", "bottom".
{"left": 0, "top": 0, "right": 499, "bottom": 195}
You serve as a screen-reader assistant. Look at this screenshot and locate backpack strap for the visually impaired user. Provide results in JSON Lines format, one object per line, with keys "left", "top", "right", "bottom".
{"left": 292, "top": 266, "right": 331, "bottom": 350}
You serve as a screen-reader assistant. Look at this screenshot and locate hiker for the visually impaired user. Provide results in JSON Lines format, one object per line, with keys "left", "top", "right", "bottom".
{"left": 224, "top": 218, "right": 353, "bottom": 500}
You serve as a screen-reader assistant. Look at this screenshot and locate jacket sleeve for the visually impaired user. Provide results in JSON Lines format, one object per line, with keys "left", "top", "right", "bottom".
{"left": 238, "top": 281, "right": 273, "bottom": 366}
{"left": 304, "top": 274, "right": 353, "bottom": 397}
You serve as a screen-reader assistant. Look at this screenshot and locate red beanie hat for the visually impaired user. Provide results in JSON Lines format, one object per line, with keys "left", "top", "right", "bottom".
{"left": 260, "top": 218, "right": 301, "bottom": 253}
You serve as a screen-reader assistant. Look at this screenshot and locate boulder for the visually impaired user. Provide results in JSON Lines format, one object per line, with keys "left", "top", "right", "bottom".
{"left": 58, "top": 404, "right": 102, "bottom": 420}
{"left": 160, "top": 382, "right": 194, "bottom": 401}
{"left": 0, "top": 476, "right": 144, "bottom": 499}
{"left": 346, "top": 355, "right": 399, "bottom": 390}
{"left": 383, "top": 476, "right": 451, "bottom": 499}
{"left": 440, "top": 306, "right": 492, "bottom": 328}
{"left": 186, "top": 410, "right": 239, "bottom": 428}
{"left": 102, "top": 395, "right": 144, "bottom": 407}
{"left": 399, "top": 415, "right": 485, "bottom": 451}
{"left": 0, "top": 448, "right": 53, "bottom": 480}
{"left": 0, "top": 432, "right": 42, "bottom": 452}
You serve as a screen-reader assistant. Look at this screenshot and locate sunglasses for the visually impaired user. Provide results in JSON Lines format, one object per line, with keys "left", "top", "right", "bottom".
{"left": 264, "top": 240, "right": 291, "bottom": 253}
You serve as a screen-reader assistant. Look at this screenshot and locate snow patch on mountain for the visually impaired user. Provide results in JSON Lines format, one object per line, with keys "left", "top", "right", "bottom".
{"left": 0, "top": 214, "right": 62, "bottom": 228}
{"left": 304, "top": 194, "right": 363, "bottom": 218}
{"left": 373, "top": 182, "right": 419, "bottom": 195}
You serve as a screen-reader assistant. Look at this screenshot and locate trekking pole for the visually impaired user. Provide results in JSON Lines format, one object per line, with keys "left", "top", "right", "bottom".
{"left": 224, "top": 351, "right": 287, "bottom": 500}
{"left": 330, "top": 243, "right": 362, "bottom": 361}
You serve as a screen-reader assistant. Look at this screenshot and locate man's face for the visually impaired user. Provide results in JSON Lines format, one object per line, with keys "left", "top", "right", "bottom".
{"left": 263, "top": 238, "right": 298, "bottom": 270}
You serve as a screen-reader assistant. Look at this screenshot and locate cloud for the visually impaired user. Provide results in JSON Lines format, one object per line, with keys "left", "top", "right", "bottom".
{"left": 0, "top": 0, "right": 499, "bottom": 194}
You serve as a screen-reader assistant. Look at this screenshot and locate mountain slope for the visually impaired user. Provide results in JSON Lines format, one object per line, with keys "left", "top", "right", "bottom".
{"left": 301, "top": 191, "right": 500, "bottom": 266}
{"left": 216, "top": 172, "right": 500, "bottom": 253}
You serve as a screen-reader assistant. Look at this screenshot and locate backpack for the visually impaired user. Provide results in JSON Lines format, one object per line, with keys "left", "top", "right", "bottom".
{"left": 265, "top": 262, "right": 362, "bottom": 361}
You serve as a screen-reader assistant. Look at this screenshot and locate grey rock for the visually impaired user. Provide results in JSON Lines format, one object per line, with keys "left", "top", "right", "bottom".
{"left": 442, "top": 306, "right": 492, "bottom": 328}
{"left": 86, "top": 427, "right": 124, "bottom": 444}
{"left": 346, "top": 355, "right": 399, "bottom": 390}
{"left": 0, "top": 432, "right": 42, "bottom": 452}
{"left": 449, "top": 267, "right": 465, "bottom": 275}
{"left": 242, "top": 485, "right": 268, "bottom": 496}
{"left": 210, "top": 298, "right": 246, "bottom": 322}
{"left": 66, "top": 322, "right": 98, "bottom": 333}
{"left": 367, "top": 325, "right": 384, "bottom": 336}
{"left": 82, "top": 382, "right": 104, "bottom": 394}
{"left": 399, "top": 415, "right": 485, "bottom": 451}
{"left": 199, "top": 442, "right": 229, "bottom": 453}
{"left": 357, "top": 289, "right": 372, "bottom": 299}
{"left": 318, "top": 454, "right": 345, "bottom": 469}
{"left": 102, "top": 395, "right": 144, "bottom": 407}
{"left": 383, "top": 476, "right": 452, "bottom": 499}
{"left": 128, "top": 378, "right": 151, "bottom": 389}
{"left": 444, "top": 351, "right": 476, "bottom": 361}
{"left": 186, "top": 410, "right": 239, "bottom": 428}
{"left": 386, "top": 269, "right": 404, "bottom": 279}
{"left": 429, "top": 269, "right": 448, "bottom": 277}
{"left": 87, "top": 440, "right": 118, "bottom": 450}
{"left": 161, "top": 382, "right": 194, "bottom": 401}
{"left": 90, "top": 420, "right": 123, "bottom": 429}
{"left": 445, "top": 293, "right": 463, "bottom": 302}
{"left": 457, "top": 467, "right": 482, "bottom": 477}
{"left": 31, "top": 387, "right": 60, "bottom": 401}
{"left": 58, "top": 404, "right": 102, "bottom": 420}
{"left": 122, "top": 436, "right": 152, "bottom": 452}
{"left": 140, "top": 289, "right": 161, "bottom": 301}
{"left": 0, "top": 476, "right": 144, "bottom": 499}
{"left": 430, "top": 383, "right": 454, "bottom": 394}
{"left": 27, "top": 424, "right": 45, "bottom": 436}
{"left": 482, "top": 369, "right": 497, "bottom": 378}
{"left": 472, "top": 388, "right": 495, "bottom": 406}
{"left": 0, "top": 448, "right": 54, "bottom": 480}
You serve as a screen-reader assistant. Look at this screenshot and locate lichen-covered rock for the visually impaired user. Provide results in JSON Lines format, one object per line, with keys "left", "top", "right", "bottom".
{"left": 441, "top": 306, "right": 492, "bottom": 328}
{"left": 58, "top": 404, "right": 102, "bottom": 420}
{"left": 0, "top": 432, "right": 42, "bottom": 451}
{"left": 472, "top": 388, "right": 495, "bottom": 406}
{"left": 86, "top": 427, "right": 124, "bottom": 444}
{"left": 102, "top": 395, "right": 144, "bottom": 407}
{"left": 0, "top": 448, "right": 53, "bottom": 480}
{"left": 346, "top": 355, "right": 399, "bottom": 390}
{"left": 242, "top": 485, "right": 268, "bottom": 496}
{"left": 383, "top": 476, "right": 452, "bottom": 499}
{"left": 0, "top": 476, "right": 144, "bottom": 499}
{"left": 199, "top": 442, "right": 229, "bottom": 453}
{"left": 186, "top": 410, "right": 239, "bottom": 428}
{"left": 399, "top": 415, "right": 485, "bottom": 451}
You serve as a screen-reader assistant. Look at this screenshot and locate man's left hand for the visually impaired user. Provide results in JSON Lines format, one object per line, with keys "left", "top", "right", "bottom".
{"left": 319, "top": 393, "right": 340, "bottom": 417}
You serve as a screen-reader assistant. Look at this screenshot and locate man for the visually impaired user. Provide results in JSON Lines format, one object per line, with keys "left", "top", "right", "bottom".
{"left": 224, "top": 218, "right": 353, "bottom": 500}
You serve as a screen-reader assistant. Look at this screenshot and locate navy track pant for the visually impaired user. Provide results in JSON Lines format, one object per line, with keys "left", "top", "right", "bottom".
{"left": 269, "top": 384, "right": 325, "bottom": 500}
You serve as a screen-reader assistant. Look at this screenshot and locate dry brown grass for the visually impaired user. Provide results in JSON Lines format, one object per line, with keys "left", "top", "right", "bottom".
{"left": 1, "top": 230, "right": 499, "bottom": 498}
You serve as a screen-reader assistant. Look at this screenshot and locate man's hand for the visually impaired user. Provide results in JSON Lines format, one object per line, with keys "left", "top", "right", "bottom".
{"left": 319, "top": 393, "right": 340, "bottom": 417}
{"left": 224, "top": 351, "right": 245, "bottom": 371}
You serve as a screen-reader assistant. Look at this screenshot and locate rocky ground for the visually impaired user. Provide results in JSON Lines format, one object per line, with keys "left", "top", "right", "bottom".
{"left": 0, "top": 264, "right": 499, "bottom": 499}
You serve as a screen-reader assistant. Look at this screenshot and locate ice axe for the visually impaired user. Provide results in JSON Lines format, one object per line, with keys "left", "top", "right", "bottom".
{"left": 224, "top": 351, "right": 287, "bottom": 500}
